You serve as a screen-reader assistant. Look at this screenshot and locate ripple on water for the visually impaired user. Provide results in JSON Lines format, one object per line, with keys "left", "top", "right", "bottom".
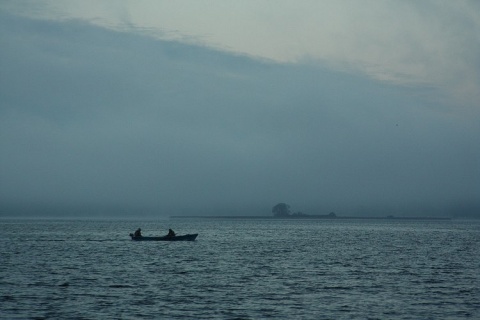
{"left": 0, "top": 219, "right": 479, "bottom": 319}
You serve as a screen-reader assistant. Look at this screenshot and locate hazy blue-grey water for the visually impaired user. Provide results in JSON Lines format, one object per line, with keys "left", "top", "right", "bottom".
{"left": 1, "top": 218, "right": 479, "bottom": 319}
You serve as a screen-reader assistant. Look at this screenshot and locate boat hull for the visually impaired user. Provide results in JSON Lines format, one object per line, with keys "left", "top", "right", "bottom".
{"left": 129, "top": 234, "right": 198, "bottom": 241}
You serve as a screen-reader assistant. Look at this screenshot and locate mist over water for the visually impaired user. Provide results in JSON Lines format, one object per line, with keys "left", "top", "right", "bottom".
{"left": 1, "top": 11, "right": 479, "bottom": 217}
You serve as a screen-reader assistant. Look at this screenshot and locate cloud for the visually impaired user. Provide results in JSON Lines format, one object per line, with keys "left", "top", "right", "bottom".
{"left": 0, "top": 12, "right": 478, "bottom": 216}
{"left": 3, "top": 0, "right": 478, "bottom": 108}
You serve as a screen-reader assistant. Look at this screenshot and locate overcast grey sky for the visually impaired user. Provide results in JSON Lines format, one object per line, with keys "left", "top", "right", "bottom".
{"left": 1, "top": 1, "right": 479, "bottom": 217}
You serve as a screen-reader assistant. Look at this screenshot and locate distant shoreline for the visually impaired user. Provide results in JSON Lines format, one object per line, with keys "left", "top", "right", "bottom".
{"left": 170, "top": 215, "right": 451, "bottom": 220}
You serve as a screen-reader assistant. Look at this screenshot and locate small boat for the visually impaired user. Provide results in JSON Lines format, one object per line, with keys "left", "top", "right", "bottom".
{"left": 129, "top": 233, "right": 198, "bottom": 241}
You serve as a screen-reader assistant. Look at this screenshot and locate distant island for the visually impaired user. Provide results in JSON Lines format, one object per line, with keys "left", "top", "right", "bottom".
{"left": 170, "top": 202, "right": 451, "bottom": 220}
{"left": 271, "top": 202, "right": 338, "bottom": 219}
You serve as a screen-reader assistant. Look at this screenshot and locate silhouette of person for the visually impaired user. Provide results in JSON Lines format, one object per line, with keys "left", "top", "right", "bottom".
{"left": 134, "top": 228, "right": 142, "bottom": 237}
{"left": 167, "top": 228, "right": 175, "bottom": 237}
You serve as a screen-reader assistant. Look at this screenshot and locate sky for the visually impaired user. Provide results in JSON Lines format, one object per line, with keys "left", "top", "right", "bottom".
{"left": 1, "top": 1, "right": 479, "bottom": 217}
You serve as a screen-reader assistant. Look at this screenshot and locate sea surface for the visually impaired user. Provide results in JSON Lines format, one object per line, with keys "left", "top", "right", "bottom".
{"left": 0, "top": 218, "right": 479, "bottom": 319}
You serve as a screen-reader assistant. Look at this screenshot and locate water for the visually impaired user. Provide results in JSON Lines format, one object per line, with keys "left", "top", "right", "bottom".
{"left": 1, "top": 218, "right": 479, "bottom": 319}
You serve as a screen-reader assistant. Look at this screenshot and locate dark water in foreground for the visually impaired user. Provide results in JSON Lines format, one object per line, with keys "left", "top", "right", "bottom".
{"left": 1, "top": 218, "right": 479, "bottom": 319}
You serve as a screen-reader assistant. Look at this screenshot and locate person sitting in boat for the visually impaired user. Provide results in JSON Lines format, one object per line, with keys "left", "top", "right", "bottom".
{"left": 167, "top": 228, "right": 175, "bottom": 237}
{"left": 134, "top": 228, "right": 142, "bottom": 237}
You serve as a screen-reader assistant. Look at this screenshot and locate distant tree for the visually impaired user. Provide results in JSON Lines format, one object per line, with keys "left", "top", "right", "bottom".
{"left": 272, "top": 203, "right": 291, "bottom": 217}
